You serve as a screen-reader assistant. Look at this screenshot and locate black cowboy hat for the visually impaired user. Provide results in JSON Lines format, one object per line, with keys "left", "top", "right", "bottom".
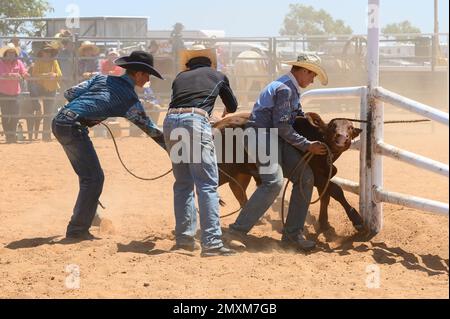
{"left": 114, "top": 51, "right": 164, "bottom": 80}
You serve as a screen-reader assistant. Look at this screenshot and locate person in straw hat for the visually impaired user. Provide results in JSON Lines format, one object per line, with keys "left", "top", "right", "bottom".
{"left": 54, "top": 30, "right": 76, "bottom": 88}
{"left": 9, "top": 36, "right": 31, "bottom": 66}
{"left": 52, "top": 51, "right": 165, "bottom": 241}
{"left": 163, "top": 44, "right": 238, "bottom": 257}
{"left": 78, "top": 40, "right": 100, "bottom": 80}
{"left": 29, "top": 42, "right": 62, "bottom": 141}
{"left": 0, "top": 43, "right": 29, "bottom": 143}
{"left": 227, "top": 52, "right": 329, "bottom": 252}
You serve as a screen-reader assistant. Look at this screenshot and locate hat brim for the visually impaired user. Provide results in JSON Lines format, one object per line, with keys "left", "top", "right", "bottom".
{"left": 37, "top": 47, "right": 59, "bottom": 58}
{"left": 0, "top": 46, "right": 20, "bottom": 57}
{"left": 114, "top": 57, "right": 164, "bottom": 80}
{"left": 282, "top": 61, "right": 328, "bottom": 86}
{"left": 179, "top": 48, "right": 217, "bottom": 72}
{"left": 78, "top": 45, "right": 100, "bottom": 56}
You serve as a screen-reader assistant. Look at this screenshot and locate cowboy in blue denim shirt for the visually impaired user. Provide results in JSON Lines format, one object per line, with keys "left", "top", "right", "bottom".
{"left": 52, "top": 51, "right": 165, "bottom": 240}
{"left": 229, "top": 53, "right": 329, "bottom": 252}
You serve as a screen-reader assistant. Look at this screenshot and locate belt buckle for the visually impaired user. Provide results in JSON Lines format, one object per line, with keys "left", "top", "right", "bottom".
{"left": 66, "top": 110, "right": 77, "bottom": 119}
{"left": 60, "top": 108, "right": 78, "bottom": 120}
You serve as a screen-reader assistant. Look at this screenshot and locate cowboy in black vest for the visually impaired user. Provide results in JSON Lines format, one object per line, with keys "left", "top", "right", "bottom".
{"left": 163, "top": 45, "right": 239, "bottom": 257}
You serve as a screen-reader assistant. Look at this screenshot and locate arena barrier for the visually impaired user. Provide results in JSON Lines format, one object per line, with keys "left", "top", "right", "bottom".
{"left": 301, "top": 84, "right": 449, "bottom": 234}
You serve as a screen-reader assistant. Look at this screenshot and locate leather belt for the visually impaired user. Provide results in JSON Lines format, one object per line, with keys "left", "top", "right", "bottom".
{"left": 167, "top": 107, "right": 209, "bottom": 119}
{"left": 58, "top": 108, "right": 80, "bottom": 120}
{"left": 57, "top": 108, "right": 100, "bottom": 127}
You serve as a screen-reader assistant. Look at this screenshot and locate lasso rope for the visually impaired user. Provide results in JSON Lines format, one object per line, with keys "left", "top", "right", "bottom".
{"left": 102, "top": 122, "right": 245, "bottom": 218}
{"left": 280, "top": 144, "right": 334, "bottom": 228}
{"left": 101, "top": 123, "right": 172, "bottom": 181}
{"left": 333, "top": 118, "right": 430, "bottom": 124}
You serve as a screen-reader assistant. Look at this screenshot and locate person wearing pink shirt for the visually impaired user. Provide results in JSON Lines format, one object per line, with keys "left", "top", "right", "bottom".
{"left": 0, "top": 43, "right": 29, "bottom": 143}
{"left": 100, "top": 49, "right": 124, "bottom": 76}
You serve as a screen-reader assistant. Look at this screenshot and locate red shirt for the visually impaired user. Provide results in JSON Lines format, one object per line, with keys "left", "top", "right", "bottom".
{"left": 0, "top": 59, "right": 28, "bottom": 96}
{"left": 100, "top": 59, "right": 124, "bottom": 76}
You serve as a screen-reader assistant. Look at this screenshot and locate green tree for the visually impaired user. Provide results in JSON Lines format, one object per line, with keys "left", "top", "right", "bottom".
{"left": 382, "top": 21, "right": 422, "bottom": 36}
{"left": 0, "top": 0, "right": 53, "bottom": 36}
{"left": 280, "top": 4, "right": 353, "bottom": 36}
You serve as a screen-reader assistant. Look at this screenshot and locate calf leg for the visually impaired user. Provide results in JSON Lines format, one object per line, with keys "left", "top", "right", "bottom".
{"left": 316, "top": 182, "right": 332, "bottom": 230}
{"left": 327, "top": 182, "right": 364, "bottom": 231}
{"left": 229, "top": 173, "right": 252, "bottom": 207}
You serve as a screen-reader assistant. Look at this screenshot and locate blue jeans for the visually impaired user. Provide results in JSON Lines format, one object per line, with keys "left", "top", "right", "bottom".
{"left": 163, "top": 113, "right": 223, "bottom": 250}
{"left": 230, "top": 130, "right": 314, "bottom": 237}
{"left": 230, "top": 129, "right": 284, "bottom": 233}
{"left": 279, "top": 138, "right": 314, "bottom": 237}
{"left": 52, "top": 115, "right": 104, "bottom": 236}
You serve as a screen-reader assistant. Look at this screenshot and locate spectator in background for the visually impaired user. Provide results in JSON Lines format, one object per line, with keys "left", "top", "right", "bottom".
{"left": 215, "top": 45, "right": 228, "bottom": 74}
{"left": 0, "top": 43, "right": 29, "bottom": 143}
{"left": 78, "top": 41, "right": 100, "bottom": 80}
{"left": 100, "top": 49, "right": 124, "bottom": 76}
{"left": 10, "top": 36, "right": 32, "bottom": 67}
{"left": 55, "top": 30, "right": 76, "bottom": 90}
{"left": 29, "top": 43, "right": 62, "bottom": 142}
{"left": 170, "top": 23, "right": 186, "bottom": 64}
{"left": 148, "top": 40, "right": 160, "bottom": 55}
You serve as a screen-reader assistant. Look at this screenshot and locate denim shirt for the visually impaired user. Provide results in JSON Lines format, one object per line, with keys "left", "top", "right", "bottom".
{"left": 60, "top": 74, "right": 162, "bottom": 138}
{"left": 247, "top": 73, "right": 311, "bottom": 152}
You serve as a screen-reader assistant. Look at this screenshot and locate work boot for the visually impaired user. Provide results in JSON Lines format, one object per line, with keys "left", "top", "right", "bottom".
{"left": 65, "top": 231, "right": 98, "bottom": 241}
{"left": 281, "top": 232, "right": 316, "bottom": 252}
{"left": 201, "top": 246, "right": 237, "bottom": 257}
{"left": 174, "top": 241, "right": 201, "bottom": 252}
{"left": 223, "top": 227, "right": 248, "bottom": 249}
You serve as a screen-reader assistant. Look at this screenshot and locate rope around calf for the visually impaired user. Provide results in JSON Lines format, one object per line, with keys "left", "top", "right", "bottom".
{"left": 280, "top": 144, "right": 334, "bottom": 228}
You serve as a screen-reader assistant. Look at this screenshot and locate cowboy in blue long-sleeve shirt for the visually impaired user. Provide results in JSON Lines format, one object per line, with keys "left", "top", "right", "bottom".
{"left": 52, "top": 51, "right": 164, "bottom": 240}
{"left": 228, "top": 53, "right": 329, "bottom": 252}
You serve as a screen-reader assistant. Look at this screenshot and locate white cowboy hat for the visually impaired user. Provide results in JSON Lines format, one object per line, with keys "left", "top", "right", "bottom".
{"left": 283, "top": 52, "right": 328, "bottom": 86}
{"left": 78, "top": 41, "right": 100, "bottom": 56}
{"left": 0, "top": 43, "right": 20, "bottom": 57}
{"left": 178, "top": 44, "right": 217, "bottom": 72}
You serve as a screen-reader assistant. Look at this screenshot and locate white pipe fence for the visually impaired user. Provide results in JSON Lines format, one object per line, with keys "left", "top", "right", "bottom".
{"left": 374, "top": 187, "right": 449, "bottom": 216}
{"left": 300, "top": 82, "right": 449, "bottom": 235}
{"left": 376, "top": 141, "right": 449, "bottom": 177}
{"left": 375, "top": 87, "right": 449, "bottom": 126}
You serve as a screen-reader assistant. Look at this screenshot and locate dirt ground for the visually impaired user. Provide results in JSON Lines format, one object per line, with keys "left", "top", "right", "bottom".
{"left": 0, "top": 109, "right": 448, "bottom": 299}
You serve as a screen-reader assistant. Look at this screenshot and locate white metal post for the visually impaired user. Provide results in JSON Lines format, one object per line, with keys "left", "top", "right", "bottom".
{"left": 366, "top": 0, "right": 383, "bottom": 234}
{"left": 359, "top": 87, "right": 368, "bottom": 222}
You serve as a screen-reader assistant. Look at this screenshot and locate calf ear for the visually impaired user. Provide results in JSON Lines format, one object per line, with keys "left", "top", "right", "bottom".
{"left": 306, "top": 112, "right": 326, "bottom": 128}
{"left": 352, "top": 127, "right": 363, "bottom": 139}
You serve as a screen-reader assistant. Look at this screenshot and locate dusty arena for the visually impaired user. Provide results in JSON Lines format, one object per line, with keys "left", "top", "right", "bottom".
{"left": 0, "top": 107, "right": 448, "bottom": 299}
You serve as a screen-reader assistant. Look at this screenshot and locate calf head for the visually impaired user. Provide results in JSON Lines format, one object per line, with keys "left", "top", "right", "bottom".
{"left": 306, "top": 113, "right": 363, "bottom": 153}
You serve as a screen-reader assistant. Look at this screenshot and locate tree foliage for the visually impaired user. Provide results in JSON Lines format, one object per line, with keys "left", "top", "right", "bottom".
{"left": 0, "top": 0, "right": 53, "bottom": 36}
{"left": 382, "top": 21, "right": 422, "bottom": 35}
{"left": 280, "top": 4, "right": 353, "bottom": 36}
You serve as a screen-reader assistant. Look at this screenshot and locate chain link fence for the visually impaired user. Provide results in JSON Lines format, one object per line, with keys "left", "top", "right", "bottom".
{"left": 0, "top": 33, "right": 448, "bottom": 143}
